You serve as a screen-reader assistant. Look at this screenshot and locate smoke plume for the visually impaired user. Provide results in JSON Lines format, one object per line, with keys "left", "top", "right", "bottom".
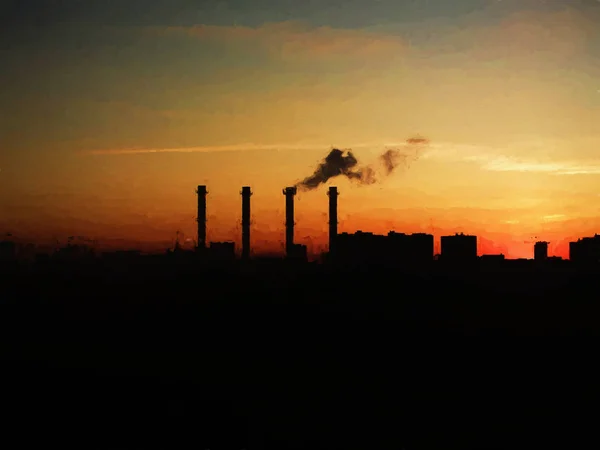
{"left": 296, "top": 148, "right": 376, "bottom": 191}
{"left": 295, "top": 137, "right": 429, "bottom": 191}
{"left": 380, "top": 136, "right": 429, "bottom": 175}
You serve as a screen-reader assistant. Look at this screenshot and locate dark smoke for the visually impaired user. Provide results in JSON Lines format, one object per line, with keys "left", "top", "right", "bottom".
{"left": 380, "top": 136, "right": 429, "bottom": 175}
{"left": 380, "top": 149, "right": 406, "bottom": 175}
{"left": 295, "top": 137, "right": 429, "bottom": 190}
{"left": 296, "top": 148, "right": 376, "bottom": 191}
{"left": 407, "top": 137, "right": 429, "bottom": 145}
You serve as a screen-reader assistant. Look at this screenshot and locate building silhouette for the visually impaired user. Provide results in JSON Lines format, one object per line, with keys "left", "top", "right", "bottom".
{"left": 480, "top": 254, "right": 505, "bottom": 263}
{"left": 53, "top": 242, "right": 94, "bottom": 262}
{"left": 0, "top": 240, "right": 16, "bottom": 262}
{"left": 534, "top": 241, "right": 549, "bottom": 262}
{"left": 388, "top": 232, "right": 434, "bottom": 265}
{"left": 209, "top": 241, "right": 236, "bottom": 261}
{"left": 570, "top": 235, "right": 600, "bottom": 265}
{"left": 335, "top": 231, "right": 433, "bottom": 265}
{"left": 287, "top": 243, "right": 308, "bottom": 262}
{"left": 336, "top": 231, "right": 384, "bottom": 264}
{"left": 440, "top": 233, "right": 477, "bottom": 263}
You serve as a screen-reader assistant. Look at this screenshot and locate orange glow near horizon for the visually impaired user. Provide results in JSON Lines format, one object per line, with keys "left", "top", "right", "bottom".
{"left": 3, "top": 144, "right": 599, "bottom": 260}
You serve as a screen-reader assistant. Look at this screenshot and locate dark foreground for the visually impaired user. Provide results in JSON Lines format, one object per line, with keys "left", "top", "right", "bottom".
{"left": 1, "top": 259, "right": 600, "bottom": 449}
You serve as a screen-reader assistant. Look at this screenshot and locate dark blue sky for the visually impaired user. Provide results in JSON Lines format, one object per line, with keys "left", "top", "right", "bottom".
{"left": 2, "top": 0, "right": 585, "bottom": 29}
{"left": 2, "top": 0, "right": 485, "bottom": 27}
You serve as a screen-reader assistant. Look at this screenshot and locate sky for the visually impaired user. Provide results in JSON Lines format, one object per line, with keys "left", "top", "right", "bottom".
{"left": 2, "top": 0, "right": 600, "bottom": 258}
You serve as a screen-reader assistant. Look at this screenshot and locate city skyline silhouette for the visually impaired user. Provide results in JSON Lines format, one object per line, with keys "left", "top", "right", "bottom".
{"left": 4, "top": 177, "right": 600, "bottom": 266}
{"left": 2, "top": 173, "right": 599, "bottom": 263}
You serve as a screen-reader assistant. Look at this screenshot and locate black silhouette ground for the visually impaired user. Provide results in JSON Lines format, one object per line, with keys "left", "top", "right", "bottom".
{"left": 1, "top": 256, "right": 599, "bottom": 449}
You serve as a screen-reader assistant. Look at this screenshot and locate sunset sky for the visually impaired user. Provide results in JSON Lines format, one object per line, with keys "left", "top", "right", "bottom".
{"left": 2, "top": 0, "right": 600, "bottom": 258}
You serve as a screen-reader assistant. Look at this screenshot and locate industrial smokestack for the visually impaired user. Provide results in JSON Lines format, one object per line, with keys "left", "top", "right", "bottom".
{"left": 196, "top": 185, "right": 207, "bottom": 250}
{"left": 241, "top": 186, "right": 252, "bottom": 260}
{"left": 283, "top": 186, "right": 297, "bottom": 257}
{"left": 328, "top": 186, "right": 338, "bottom": 255}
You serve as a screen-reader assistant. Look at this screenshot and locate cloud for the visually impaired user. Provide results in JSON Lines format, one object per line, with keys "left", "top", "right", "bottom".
{"left": 127, "top": 8, "right": 594, "bottom": 72}
{"left": 475, "top": 156, "right": 600, "bottom": 176}
{"left": 485, "top": 10, "right": 588, "bottom": 60}
{"left": 82, "top": 143, "right": 330, "bottom": 155}
{"left": 82, "top": 139, "right": 429, "bottom": 157}
{"left": 83, "top": 138, "right": 600, "bottom": 177}
{"left": 149, "top": 21, "right": 407, "bottom": 60}
{"left": 542, "top": 214, "right": 566, "bottom": 222}
{"left": 419, "top": 7, "right": 594, "bottom": 64}
{"left": 420, "top": 141, "right": 600, "bottom": 176}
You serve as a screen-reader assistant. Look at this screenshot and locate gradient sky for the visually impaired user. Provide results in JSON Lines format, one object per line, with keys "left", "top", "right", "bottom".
{"left": 2, "top": 0, "right": 600, "bottom": 258}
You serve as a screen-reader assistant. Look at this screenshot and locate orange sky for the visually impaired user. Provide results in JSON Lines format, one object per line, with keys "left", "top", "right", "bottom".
{"left": 2, "top": 3, "right": 600, "bottom": 259}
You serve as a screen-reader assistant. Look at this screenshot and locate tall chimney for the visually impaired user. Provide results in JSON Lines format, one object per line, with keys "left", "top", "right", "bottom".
{"left": 283, "top": 187, "right": 297, "bottom": 257}
{"left": 328, "top": 186, "right": 338, "bottom": 255}
{"left": 196, "top": 185, "right": 207, "bottom": 249}
{"left": 241, "top": 186, "right": 252, "bottom": 260}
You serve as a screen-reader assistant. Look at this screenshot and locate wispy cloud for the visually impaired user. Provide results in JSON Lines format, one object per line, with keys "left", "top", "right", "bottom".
{"left": 82, "top": 143, "right": 331, "bottom": 156}
{"left": 83, "top": 139, "right": 600, "bottom": 177}
{"left": 542, "top": 214, "right": 566, "bottom": 222}
{"left": 406, "top": 7, "right": 595, "bottom": 67}
{"left": 82, "top": 140, "right": 429, "bottom": 156}
{"left": 474, "top": 155, "right": 600, "bottom": 175}
{"left": 420, "top": 141, "right": 600, "bottom": 176}
{"left": 147, "top": 21, "right": 407, "bottom": 60}
{"left": 468, "top": 8, "right": 590, "bottom": 62}
{"left": 143, "top": 7, "right": 593, "bottom": 63}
